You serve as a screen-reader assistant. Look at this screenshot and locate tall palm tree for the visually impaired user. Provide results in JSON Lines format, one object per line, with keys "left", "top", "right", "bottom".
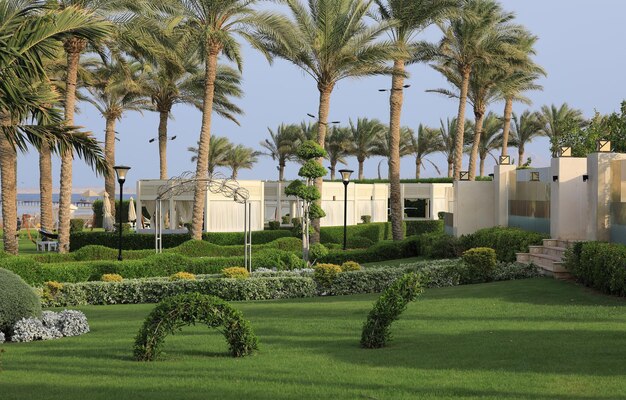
{"left": 438, "top": 117, "right": 473, "bottom": 177}
{"left": 373, "top": 126, "right": 413, "bottom": 159}
{"left": 84, "top": 59, "right": 145, "bottom": 214}
{"left": 188, "top": 136, "right": 232, "bottom": 176}
{"left": 325, "top": 126, "right": 351, "bottom": 180}
{"left": 347, "top": 118, "right": 387, "bottom": 180}
{"left": 408, "top": 124, "right": 443, "bottom": 179}
{"left": 419, "top": 0, "right": 519, "bottom": 180}
{"left": 0, "top": 2, "right": 108, "bottom": 253}
{"left": 224, "top": 144, "right": 259, "bottom": 180}
{"left": 476, "top": 112, "right": 503, "bottom": 177}
{"left": 374, "top": 0, "right": 458, "bottom": 239}
{"left": 537, "top": 103, "right": 585, "bottom": 157}
{"left": 498, "top": 29, "right": 545, "bottom": 158}
{"left": 509, "top": 110, "right": 543, "bottom": 166}
{"left": 260, "top": 123, "right": 302, "bottom": 181}
{"left": 256, "top": 0, "right": 395, "bottom": 242}
{"left": 172, "top": 0, "right": 286, "bottom": 240}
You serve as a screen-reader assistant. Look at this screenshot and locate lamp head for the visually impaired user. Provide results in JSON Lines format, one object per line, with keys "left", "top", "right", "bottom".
{"left": 338, "top": 169, "right": 353, "bottom": 184}
{"left": 113, "top": 165, "right": 131, "bottom": 184}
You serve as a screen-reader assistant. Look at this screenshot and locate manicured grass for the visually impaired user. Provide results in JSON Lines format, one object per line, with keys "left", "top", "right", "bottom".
{"left": 2, "top": 278, "right": 626, "bottom": 399}
{"left": 363, "top": 256, "right": 425, "bottom": 267}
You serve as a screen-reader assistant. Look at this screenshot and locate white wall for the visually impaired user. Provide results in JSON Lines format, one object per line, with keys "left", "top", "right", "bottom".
{"left": 452, "top": 181, "right": 495, "bottom": 236}
{"left": 586, "top": 152, "right": 626, "bottom": 241}
{"left": 550, "top": 158, "right": 588, "bottom": 240}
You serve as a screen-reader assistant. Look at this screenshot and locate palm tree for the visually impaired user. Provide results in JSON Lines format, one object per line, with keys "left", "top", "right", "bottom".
{"left": 347, "top": 118, "right": 387, "bottom": 180}
{"left": 84, "top": 59, "right": 145, "bottom": 214}
{"left": 224, "top": 144, "right": 259, "bottom": 180}
{"left": 373, "top": 126, "right": 413, "bottom": 159}
{"left": 537, "top": 103, "right": 585, "bottom": 157}
{"left": 408, "top": 124, "right": 443, "bottom": 179}
{"left": 188, "top": 136, "right": 232, "bottom": 176}
{"left": 498, "top": 29, "right": 545, "bottom": 158}
{"left": 325, "top": 126, "right": 351, "bottom": 180}
{"left": 476, "top": 112, "right": 504, "bottom": 177}
{"left": 374, "top": 0, "right": 458, "bottom": 239}
{"left": 260, "top": 123, "right": 302, "bottom": 181}
{"left": 0, "top": 2, "right": 108, "bottom": 254}
{"left": 510, "top": 110, "right": 543, "bottom": 166}
{"left": 419, "top": 0, "right": 519, "bottom": 180}
{"left": 438, "top": 117, "right": 473, "bottom": 177}
{"left": 172, "top": 0, "right": 286, "bottom": 240}
{"left": 256, "top": 0, "right": 395, "bottom": 242}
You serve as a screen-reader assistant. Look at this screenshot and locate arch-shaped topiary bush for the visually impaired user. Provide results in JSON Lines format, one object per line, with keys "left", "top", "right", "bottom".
{"left": 133, "top": 293, "right": 258, "bottom": 361}
{"left": 0, "top": 267, "right": 42, "bottom": 336}
{"left": 360, "top": 273, "right": 422, "bottom": 349}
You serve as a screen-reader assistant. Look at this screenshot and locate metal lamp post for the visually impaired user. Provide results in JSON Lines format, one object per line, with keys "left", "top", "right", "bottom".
{"left": 113, "top": 165, "right": 130, "bottom": 261}
{"left": 338, "top": 169, "right": 353, "bottom": 250}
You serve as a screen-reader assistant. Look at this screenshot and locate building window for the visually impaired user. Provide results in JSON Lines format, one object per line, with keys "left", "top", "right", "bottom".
{"left": 404, "top": 198, "right": 429, "bottom": 219}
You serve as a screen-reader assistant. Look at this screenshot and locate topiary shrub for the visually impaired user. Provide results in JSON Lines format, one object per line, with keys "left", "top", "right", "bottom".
{"left": 360, "top": 215, "right": 371, "bottom": 224}
{"left": 0, "top": 268, "right": 42, "bottom": 336}
{"left": 133, "top": 293, "right": 258, "bottom": 361}
{"left": 169, "top": 272, "right": 196, "bottom": 281}
{"left": 42, "top": 281, "right": 63, "bottom": 303}
{"left": 360, "top": 273, "right": 422, "bottom": 349}
{"left": 346, "top": 236, "right": 374, "bottom": 249}
{"left": 308, "top": 243, "right": 329, "bottom": 262}
{"left": 252, "top": 249, "right": 304, "bottom": 271}
{"left": 313, "top": 263, "right": 342, "bottom": 288}
{"left": 102, "top": 274, "right": 123, "bottom": 282}
{"left": 462, "top": 247, "right": 497, "bottom": 283}
{"left": 222, "top": 267, "right": 250, "bottom": 279}
{"left": 341, "top": 261, "right": 361, "bottom": 272}
{"left": 267, "top": 221, "right": 281, "bottom": 230}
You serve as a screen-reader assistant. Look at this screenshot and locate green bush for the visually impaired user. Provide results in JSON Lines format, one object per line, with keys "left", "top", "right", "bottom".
{"left": 346, "top": 236, "right": 374, "bottom": 249}
{"left": 320, "top": 238, "right": 419, "bottom": 265}
{"left": 405, "top": 220, "right": 444, "bottom": 236}
{"left": 360, "top": 273, "right": 422, "bottom": 349}
{"left": 222, "top": 267, "right": 250, "bottom": 279}
{"left": 92, "top": 199, "right": 132, "bottom": 228}
{"left": 308, "top": 243, "right": 329, "bottom": 262}
{"left": 462, "top": 247, "right": 497, "bottom": 283}
{"left": 360, "top": 215, "right": 371, "bottom": 224}
{"left": 319, "top": 222, "right": 399, "bottom": 245}
{"left": 0, "top": 268, "right": 42, "bottom": 335}
{"left": 341, "top": 261, "right": 361, "bottom": 272}
{"left": 267, "top": 221, "right": 281, "bottom": 230}
{"left": 43, "top": 276, "right": 318, "bottom": 306}
{"left": 564, "top": 241, "right": 626, "bottom": 296}
{"left": 70, "top": 219, "right": 85, "bottom": 233}
{"left": 133, "top": 293, "right": 258, "bottom": 361}
{"left": 461, "top": 227, "right": 547, "bottom": 262}
{"left": 418, "top": 232, "right": 463, "bottom": 259}
{"left": 252, "top": 249, "right": 305, "bottom": 271}
{"left": 313, "top": 264, "right": 342, "bottom": 288}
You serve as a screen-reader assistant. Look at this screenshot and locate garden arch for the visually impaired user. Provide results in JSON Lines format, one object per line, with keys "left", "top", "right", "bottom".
{"left": 133, "top": 293, "right": 258, "bottom": 361}
{"left": 154, "top": 171, "right": 252, "bottom": 270}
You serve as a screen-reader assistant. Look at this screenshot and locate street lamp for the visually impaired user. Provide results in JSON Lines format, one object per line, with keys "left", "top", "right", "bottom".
{"left": 378, "top": 84, "right": 411, "bottom": 92}
{"left": 307, "top": 113, "right": 340, "bottom": 125}
{"left": 338, "top": 169, "right": 353, "bottom": 250}
{"left": 113, "top": 165, "right": 130, "bottom": 261}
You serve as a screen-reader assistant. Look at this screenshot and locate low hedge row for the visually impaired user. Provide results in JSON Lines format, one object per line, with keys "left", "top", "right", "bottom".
{"left": 320, "top": 236, "right": 421, "bottom": 265}
{"left": 69, "top": 230, "right": 294, "bottom": 251}
{"left": 564, "top": 241, "right": 626, "bottom": 296}
{"left": 320, "top": 222, "right": 397, "bottom": 244}
{"left": 40, "top": 260, "right": 538, "bottom": 306}
{"left": 405, "top": 220, "right": 443, "bottom": 236}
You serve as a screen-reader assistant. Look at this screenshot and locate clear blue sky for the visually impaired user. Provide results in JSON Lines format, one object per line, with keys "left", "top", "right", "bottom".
{"left": 17, "top": 0, "right": 626, "bottom": 192}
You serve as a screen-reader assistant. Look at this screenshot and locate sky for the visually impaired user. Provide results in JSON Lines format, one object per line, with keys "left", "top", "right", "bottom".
{"left": 16, "top": 0, "right": 626, "bottom": 193}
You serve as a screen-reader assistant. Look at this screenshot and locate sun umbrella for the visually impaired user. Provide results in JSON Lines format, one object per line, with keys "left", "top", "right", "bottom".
{"left": 128, "top": 197, "right": 137, "bottom": 222}
{"left": 102, "top": 192, "right": 115, "bottom": 231}
{"left": 81, "top": 189, "right": 100, "bottom": 198}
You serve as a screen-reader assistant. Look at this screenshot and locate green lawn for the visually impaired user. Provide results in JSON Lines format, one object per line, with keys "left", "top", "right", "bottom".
{"left": 363, "top": 256, "right": 426, "bottom": 267}
{"left": 2, "top": 278, "right": 626, "bottom": 399}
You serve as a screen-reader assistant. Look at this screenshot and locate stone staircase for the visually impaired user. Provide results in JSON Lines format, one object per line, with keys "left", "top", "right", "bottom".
{"left": 516, "top": 239, "right": 574, "bottom": 280}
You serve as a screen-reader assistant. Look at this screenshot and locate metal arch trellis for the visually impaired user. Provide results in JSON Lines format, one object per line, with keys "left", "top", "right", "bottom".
{"left": 154, "top": 171, "right": 253, "bottom": 271}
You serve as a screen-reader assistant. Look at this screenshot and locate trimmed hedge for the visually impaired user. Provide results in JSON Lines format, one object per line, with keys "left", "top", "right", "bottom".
{"left": 320, "top": 237, "right": 420, "bottom": 265}
{"left": 0, "top": 268, "right": 42, "bottom": 335}
{"left": 319, "top": 222, "right": 398, "bottom": 245}
{"left": 70, "top": 230, "right": 294, "bottom": 251}
{"left": 405, "top": 220, "right": 443, "bottom": 236}
{"left": 564, "top": 241, "right": 626, "bottom": 296}
{"left": 461, "top": 227, "right": 547, "bottom": 262}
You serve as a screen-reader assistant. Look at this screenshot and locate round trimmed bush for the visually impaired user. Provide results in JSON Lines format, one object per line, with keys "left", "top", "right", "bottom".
{"left": 346, "top": 236, "right": 374, "bottom": 249}
{"left": 462, "top": 247, "right": 497, "bottom": 283}
{"left": 101, "top": 273, "right": 123, "bottom": 282}
{"left": 361, "top": 273, "right": 422, "bottom": 349}
{"left": 0, "top": 267, "right": 42, "bottom": 335}
{"left": 222, "top": 267, "right": 250, "bottom": 279}
{"left": 313, "top": 263, "right": 342, "bottom": 287}
{"left": 133, "top": 293, "right": 258, "bottom": 361}
{"left": 169, "top": 272, "right": 196, "bottom": 281}
{"left": 271, "top": 237, "right": 302, "bottom": 252}
{"left": 341, "top": 261, "right": 362, "bottom": 272}
{"left": 309, "top": 243, "right": 329, "bottom": 261}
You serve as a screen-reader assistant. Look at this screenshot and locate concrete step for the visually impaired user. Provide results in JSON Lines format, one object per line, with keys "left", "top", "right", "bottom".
{"left": 516, "top": 252, "right": 530, "bottom": 263}
{"left": 529, "top": 245, "right": 568, "bottom": 258}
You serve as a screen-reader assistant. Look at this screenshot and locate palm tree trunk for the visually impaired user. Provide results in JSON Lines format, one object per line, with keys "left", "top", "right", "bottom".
{"left": 311, "top": 84, "right": 333, "bottom": 244}
{"left": 158, "top": 109, "right": 169, "bottom": 180}
{"left": 415, "top": 157, "right": 422, "bottom": 179}
{"left": 468, "top": 108, "right": 485, "bottom": 181}
{"left": 388, "top": 59, "right": 405, "bottom": 241}
{"left": 329, "top": 161, "right": 336, "bottom": 180}
{"left": 518, "top": 145, "right": 524, "bottom": 167}
{"left": 279, "top": 160, "right": 285, "bottom": 181}
{"left": 358, "top": 158, "right": 365, "bottom": 180}
{"left": 39, "top": 141, "right": 53, "bottom": 232}
{"left": 453, "top": 66, "right": 471, "bottom": 180}
{"left": 58, "top": 38, "right": 85, "bottom": 253}
{"left": 479, "top": 155, "right": 486, "bottom": 177}
{"left": 104, "top": 116, "right": 116, "bottom": 218}
{"left": 447, "top": 158, "right": 453, "bottom": 178}
{"left": 501, "top": 97, "right": 513, "bottom": 157}
{"left": 0, "top": 112, "right": 18, "bottom": 254}
{"left": 190, "top": 47, "right": 220, "bottom": 240}
{"left": 232, "top": 168, "right": 238, "bottom": 180}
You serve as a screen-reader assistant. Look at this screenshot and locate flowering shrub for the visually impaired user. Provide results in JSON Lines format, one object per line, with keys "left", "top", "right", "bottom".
{"left": 222, "top": 267, "right": 250, "bottom": 279}
{"left": 102, "top": 274, "right": 123, "bottom": 282}
{"left": 43, "top": 281, "right": 63, "bottom": 302}
{"left": 11, "top": 317, "right": 62, "bottom": 342}
{"left": 10, "top": 310, "right": 89, "bottom": 343}
{"left": 0, "top": 331, "right": 5, "bottom": 343}
{"left": 56, "top": 310, "right": 90, "bottom": 337}
{"left": 169, "top": 272, "right": 196, "bottom": 281}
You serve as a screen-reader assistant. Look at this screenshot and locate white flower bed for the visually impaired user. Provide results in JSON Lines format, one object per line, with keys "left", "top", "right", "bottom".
{"left": 0, "top": 331, "right": 5, "bottom": 343}
{"left": 10, "top": 309, "right": 89, "bottom": 343}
